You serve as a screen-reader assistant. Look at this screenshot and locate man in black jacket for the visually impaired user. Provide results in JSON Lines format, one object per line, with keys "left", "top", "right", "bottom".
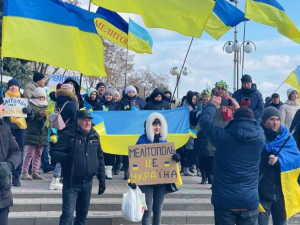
{"left": 0, "top": 96, "right": 21, "bottom": 225}
{"left": 144, "top": 88, "right": 171, "bottom": 110}
{"left": 264, "top": 93, "right": 283, "bottom": 110}
{"left": 51, "top": 110, "right": 106, "bottom": 225}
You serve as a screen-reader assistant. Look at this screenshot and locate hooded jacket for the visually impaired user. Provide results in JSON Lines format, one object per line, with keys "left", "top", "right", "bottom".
{"left": 144, "top": 88, "right": 171, "bottom": 110}
{"left": 63, "top": 77, "right": 83, "bottom": 109}
{"left": 116, "top": 95, "right": 144, "bottom": 111}
{"left": 279, "top": 99, "right": 300, "bottom": 131}
{"left": 199, "top": 103, "right": 265, "bottom": 209}
{"left": 265, "top": 101, "right": 283, "bottom": 110}
{"left": 0, "top": 121, "right": 21, "bottom": 209}
{"left": 55, "top": 89, "right": 78, "bottom": 135}
{"left": 232, "top": 87, "right": 264, "bottom": 120}
{"left": 93, "top": 96, "right": 116, "bottom": 111}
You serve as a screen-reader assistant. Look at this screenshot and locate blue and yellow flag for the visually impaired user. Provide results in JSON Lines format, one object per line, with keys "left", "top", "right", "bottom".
{"left": 2, "top": 0, "right": 107, "bottom": 77}
{"left": 285, "top": 66, "right": 300, "bottom": 92}
{"left": 91, "top": 0, "right": 216, "bottom": 37}
{"left": 263, "top": 125, "right": 300, "bottom": 219}
{"left": 128, "top": 19, "right": 153, "bottom": 54}
{"left": 245, "top": 0, "right": 300, "bottom": 43}
{"left": 95, "top": 7, "right": 152, "bottom": 54}
{"left": 92, "top": 108, "right": 190, "bottom": 155}
{"left": 205, "top": 0, "right": 247, "bottom": 40}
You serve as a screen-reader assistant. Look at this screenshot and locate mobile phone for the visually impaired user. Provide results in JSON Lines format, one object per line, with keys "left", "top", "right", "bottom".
{"left": 251, "top": 83, "right": 257, "bottom": 90}
{"left": 220, "top": 98, "right": 231, "bottom": 106}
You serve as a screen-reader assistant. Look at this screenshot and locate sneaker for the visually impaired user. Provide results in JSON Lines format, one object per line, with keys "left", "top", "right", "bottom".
{"left": 12, "top": 176, "right": 21, "bottom": 187}
{"left": 49, "top": 177, "right": 63, "bottom": 190}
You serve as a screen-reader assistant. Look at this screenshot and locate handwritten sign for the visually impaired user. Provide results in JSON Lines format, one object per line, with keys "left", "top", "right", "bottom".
{"left": 49, "top": 74, "right": 80, "bottom": 92}
{"left": 3, "top": 98, "right": 28, "bottom": 118}
{"left": 128, "top": 142, "right": 178, "bottom": 185}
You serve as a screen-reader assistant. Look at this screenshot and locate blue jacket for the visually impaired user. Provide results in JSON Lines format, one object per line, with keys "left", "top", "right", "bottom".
{"left": 136, "top": 134, "right": 167, "bottom": 145}
{"left": 232, "top": 88, "right": 264, "bottom": 120}
{"left": 199, "top": 103, "right": 265, "bottom": 209}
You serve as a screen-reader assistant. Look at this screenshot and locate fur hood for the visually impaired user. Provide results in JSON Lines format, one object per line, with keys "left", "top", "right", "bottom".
{"left": 55, "top": 89, "right": 78, "bottom": 103}
{"left": 145, "top": 112, "right": 168, "bottom": 142}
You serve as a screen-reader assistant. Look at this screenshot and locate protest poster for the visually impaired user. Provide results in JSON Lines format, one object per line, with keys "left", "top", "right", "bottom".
{"left": 3, "top": 98, "right": 28, "bottom": 118}
{"left": 128, "top": 142, "right": 178, "bottom": 185}
{"left": 48, "top": 74, "right": 80, "bottom": 91}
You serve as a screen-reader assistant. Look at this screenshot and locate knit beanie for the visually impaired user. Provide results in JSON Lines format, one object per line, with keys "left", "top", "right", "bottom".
{"left": 287, "top": 87, "right": 298, "bottom": 99}
{"left": 104, "top": 88, "right": 115, "bottom": 96}
{"left": 33, "top": 71, "right": 45, "bottom": 82}
{"left": 61, "top": 84, "right": 73, "bottom": 92}
{"left": 125, "top": 85, "right": 137, "bottom": 95}
{"left": 33, "top": 87, "right": 46, "bottom": 98}
{"left": 215, "top": 80, "right": 229, "bottom": 91}
{"left": 56, "top": 83, "right": 63, "bottom": 90}
{"left": 96, "top": 82, "right": 106, "bottom": 90}
{"left": 88, "top": 88, "right": 98, "bottom": 98}
{"left": 262, "top": 106, "right": 281, "bottom": 124}
{"left": 233, "top": 107, "right": 254, "bottom": 119}
{"left": 8, "top": 78, "right": 20, "bottom": 88}
{"left": 241, "top": 74, "right": 252, "bottom": 83}
{"left": 271, "top": 93, "right": 280, "bottom": 98}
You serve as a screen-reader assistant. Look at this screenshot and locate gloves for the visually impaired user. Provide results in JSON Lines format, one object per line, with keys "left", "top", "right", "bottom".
{"left": 128, "top": 182, "right": 137, "bottom": 190}
{"left": 0, "top": 162, "right": 12, "bottom": 178}
{"left": 172, "top": 153, "right": 181, "bottom": 163}
{"left": 22, "top": 107, "right": 32, "bottom": 115}
{"left": 98, "top": 182, "right": 106, "bottom": 195}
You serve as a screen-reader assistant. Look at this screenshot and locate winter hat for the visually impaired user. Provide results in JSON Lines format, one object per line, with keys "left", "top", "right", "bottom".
{"left": 241, "top": 74, "right": 252, "bottom": 83}
{"left": 201, "top": 89, "right": 212, "bottom": 97}
{"left": 33, "top": 87, "right": 46, "bottom": 98}
{"left": 104, "top": 88, "right": 115, "bottom": 96}
{"left": 88, "top": 88, "right": 98, "bottom": 98}
{"left": 262, "top": 106, "right": 281, "bottom": 124}
{"left": 61, "top": 84, "right": 74, "bottom": 92}
{"left": 287, "top": 87, "right": 298, "bottom": 99}
{"left": 271, "top": 93, "right": 280, "bottom": 98}
{"left": 215, "top": 80, "right": 229, "bottom": 91}
{"left": 125, "top": 85, "right": 137, "bottom": 95}
{"left": 8, "top": 78, "right": 20, "bottom": 88}
{"left": 33, "top": 71, "right": 45, "bottom": 82}
{"left": 0, "top": 96, "right": 3, "bottom": 105}
{"left": 233, "top": 107, "right": 254, "bottom": 119}
{"left": 56, "top": 83, "right": 63, "bottom": 90}
{"left": 96, "top": 82, "right": 106, "bottom": 90}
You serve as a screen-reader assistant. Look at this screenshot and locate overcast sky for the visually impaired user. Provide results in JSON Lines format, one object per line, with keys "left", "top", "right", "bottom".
{"left": 81, "top": 0, "right": 300, "bottom": 101}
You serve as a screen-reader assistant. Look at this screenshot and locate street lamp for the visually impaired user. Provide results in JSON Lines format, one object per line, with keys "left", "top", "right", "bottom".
{"left": 170, "top": 66, "right": 191, "bottom": 98}
{"left": 141, "top": 82, "right": 146, "bottom": 98}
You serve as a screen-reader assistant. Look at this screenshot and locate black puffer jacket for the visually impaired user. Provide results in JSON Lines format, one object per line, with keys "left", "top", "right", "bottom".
{"left": 93, "top": 96, "right": 116, "bottom": 111}
{"left": 116, "top": 95, "right": 144, "bottom": 111}
{"left": 144, "top": 88, "right": 171, "bottom": 110}
{"left": 50, "top": 127, "right": 105, "bottom": 184}
{"left": 63, "top": 77, "right": 83, "bottom": 109}
{"left": 0, "top": 121, "right": 21, "bottom": 209}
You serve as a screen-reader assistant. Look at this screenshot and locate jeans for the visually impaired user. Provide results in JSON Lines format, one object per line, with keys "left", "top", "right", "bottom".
{"left": 11, "top": 129, "right": 26, "bottom": 178}
{"left": 258, "top": 200, "right": 287, "bottom": 225}
{"left": 0, "top": 207, "right": 9, "bottom": 225}
{"left": 41, "top": 143, "right": 51, "bottom": 170}
{"left": 140, "top": 185, "right": 167, "bottom": 225}
{"left": 22, "top": 145, "right": 44, "bottom": 173}
{"left": 53, "top": 163, "right": 61, "bottom": 178}
{"left": 59, "top": 179, "right": 93, "bottom": 225}
{"left": 214, "top": 207, "right": 259, "bottom": 225}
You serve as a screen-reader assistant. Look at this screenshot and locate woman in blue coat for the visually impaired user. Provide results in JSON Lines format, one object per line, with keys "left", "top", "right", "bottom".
{"left": 135, "top": 112, "right": 180, "bottom": 225}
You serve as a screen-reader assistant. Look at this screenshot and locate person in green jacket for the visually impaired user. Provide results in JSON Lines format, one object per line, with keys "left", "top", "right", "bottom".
{"left": 20, "top": 87, "right": 48, "bottom": 180}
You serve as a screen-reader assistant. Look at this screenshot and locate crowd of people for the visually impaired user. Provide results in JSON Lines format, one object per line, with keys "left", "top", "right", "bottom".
{"left": 0, "top": 71, "right": 300, "bottom": 225}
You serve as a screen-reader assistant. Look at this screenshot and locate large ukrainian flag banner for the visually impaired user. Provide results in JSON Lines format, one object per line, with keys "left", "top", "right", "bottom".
{"left": 92, "top": 108, "right": 190, "bottom": 155}
{"left": 245, "top": 0, "right": 300, "bottom": 44}
{"left": 285, "top": 66, "right": 300, "bottom": 92}
{"left": 205, "top": 0, "right": 247, "bottom": 40}
{"left": 264, "top": 125, "right": 300, "bottom": 219}
{"left": 91, "top": 0, "right": 216, "bottom": 37}
{"left": 95, "top": 7, "right": 152, "bottom": 54}
{"left": 2, "top": 0, "right": 107, "bottom": 77}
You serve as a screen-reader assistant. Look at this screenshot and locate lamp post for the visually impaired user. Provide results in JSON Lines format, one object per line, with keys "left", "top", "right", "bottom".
{"left": 223, "top": 0, "right": 256, "bottom": 92}
{"left": 141, "top": 82, "right": 146, "bottom": 98}
{"left": 170, "top": 66, "right": 191, "bottom": 98}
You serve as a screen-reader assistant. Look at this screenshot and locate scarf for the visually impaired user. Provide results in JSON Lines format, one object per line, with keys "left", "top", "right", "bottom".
{"left": 29, "top": 98, "right": 49, "bottom": 107}
{"left": 5, "top": 91, "right": 27, "bottom": 129}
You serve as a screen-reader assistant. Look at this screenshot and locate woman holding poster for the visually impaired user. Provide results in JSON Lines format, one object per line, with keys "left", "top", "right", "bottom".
{"left": 4, "top": 78, "right": 34, "bottom": 187}
{"left": 135, "top": 112, "right": 180, "bottom": 225}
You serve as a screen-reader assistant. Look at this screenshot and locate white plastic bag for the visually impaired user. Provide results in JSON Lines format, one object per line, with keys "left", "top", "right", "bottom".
{"left": 122, "top": 186, "right": 147, "bottom": 222}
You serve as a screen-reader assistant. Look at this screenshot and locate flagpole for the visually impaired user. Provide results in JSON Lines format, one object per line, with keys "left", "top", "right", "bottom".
{"left": 171, "top": 37, "right": 194, "bottom": 102}
{"left": 241, "top": 21, "right": 247, "bottom": 77}
{"left": 0, "top": 58, "right": 3, "bottom": 97}
{"left": 124, "top": 19, "right": 130, "bottom": 90}
{"left": 88, "top": 0, "right": 91, "bottom": 11}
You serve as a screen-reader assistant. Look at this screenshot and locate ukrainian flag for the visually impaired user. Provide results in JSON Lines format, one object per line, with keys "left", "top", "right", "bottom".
{"left": 91, "top": 0, "right": 216, "bottom": 37}
{"left": 245, "top": 0, "right": 300, "bottom": 44}
{"left": 263, "top": 125, "right": 300, "bottom": 219}
{"left": 164, "top": 161, "right": 170, "bottom": 168}
{"left": 285, "top": 66, "right": 300, "bottom": 92}
{"left": 2, "top": 0, "right": 107, "bottom": 77}
{"left": 132, "top": 164, "right": 139, "bottom": 171}
{"left": 92, "top": 108, "right": 190, "bottom": 155}
{"left": 205, "top": 0, "right": 247, "bottom": 40}
{"left": 95, "top": 7, "right": 152, "bottom": 54}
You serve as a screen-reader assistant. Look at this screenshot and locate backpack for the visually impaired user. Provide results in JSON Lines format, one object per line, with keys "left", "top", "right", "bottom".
{"left": 49, "top": 101, "right": 70, "bottom": 130}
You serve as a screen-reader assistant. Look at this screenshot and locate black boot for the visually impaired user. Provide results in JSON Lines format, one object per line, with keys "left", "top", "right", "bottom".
{"left": 207, "top": 173, "right": 213, "bottom": 184}
{"left": 200, "top": 172, "right": 207, "bottom": 184}
{"left": 124, "top": 168, "right": 129, "bottom": 180}
{"left": 12, "top": 176, "right": 21, "bottom": 187}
